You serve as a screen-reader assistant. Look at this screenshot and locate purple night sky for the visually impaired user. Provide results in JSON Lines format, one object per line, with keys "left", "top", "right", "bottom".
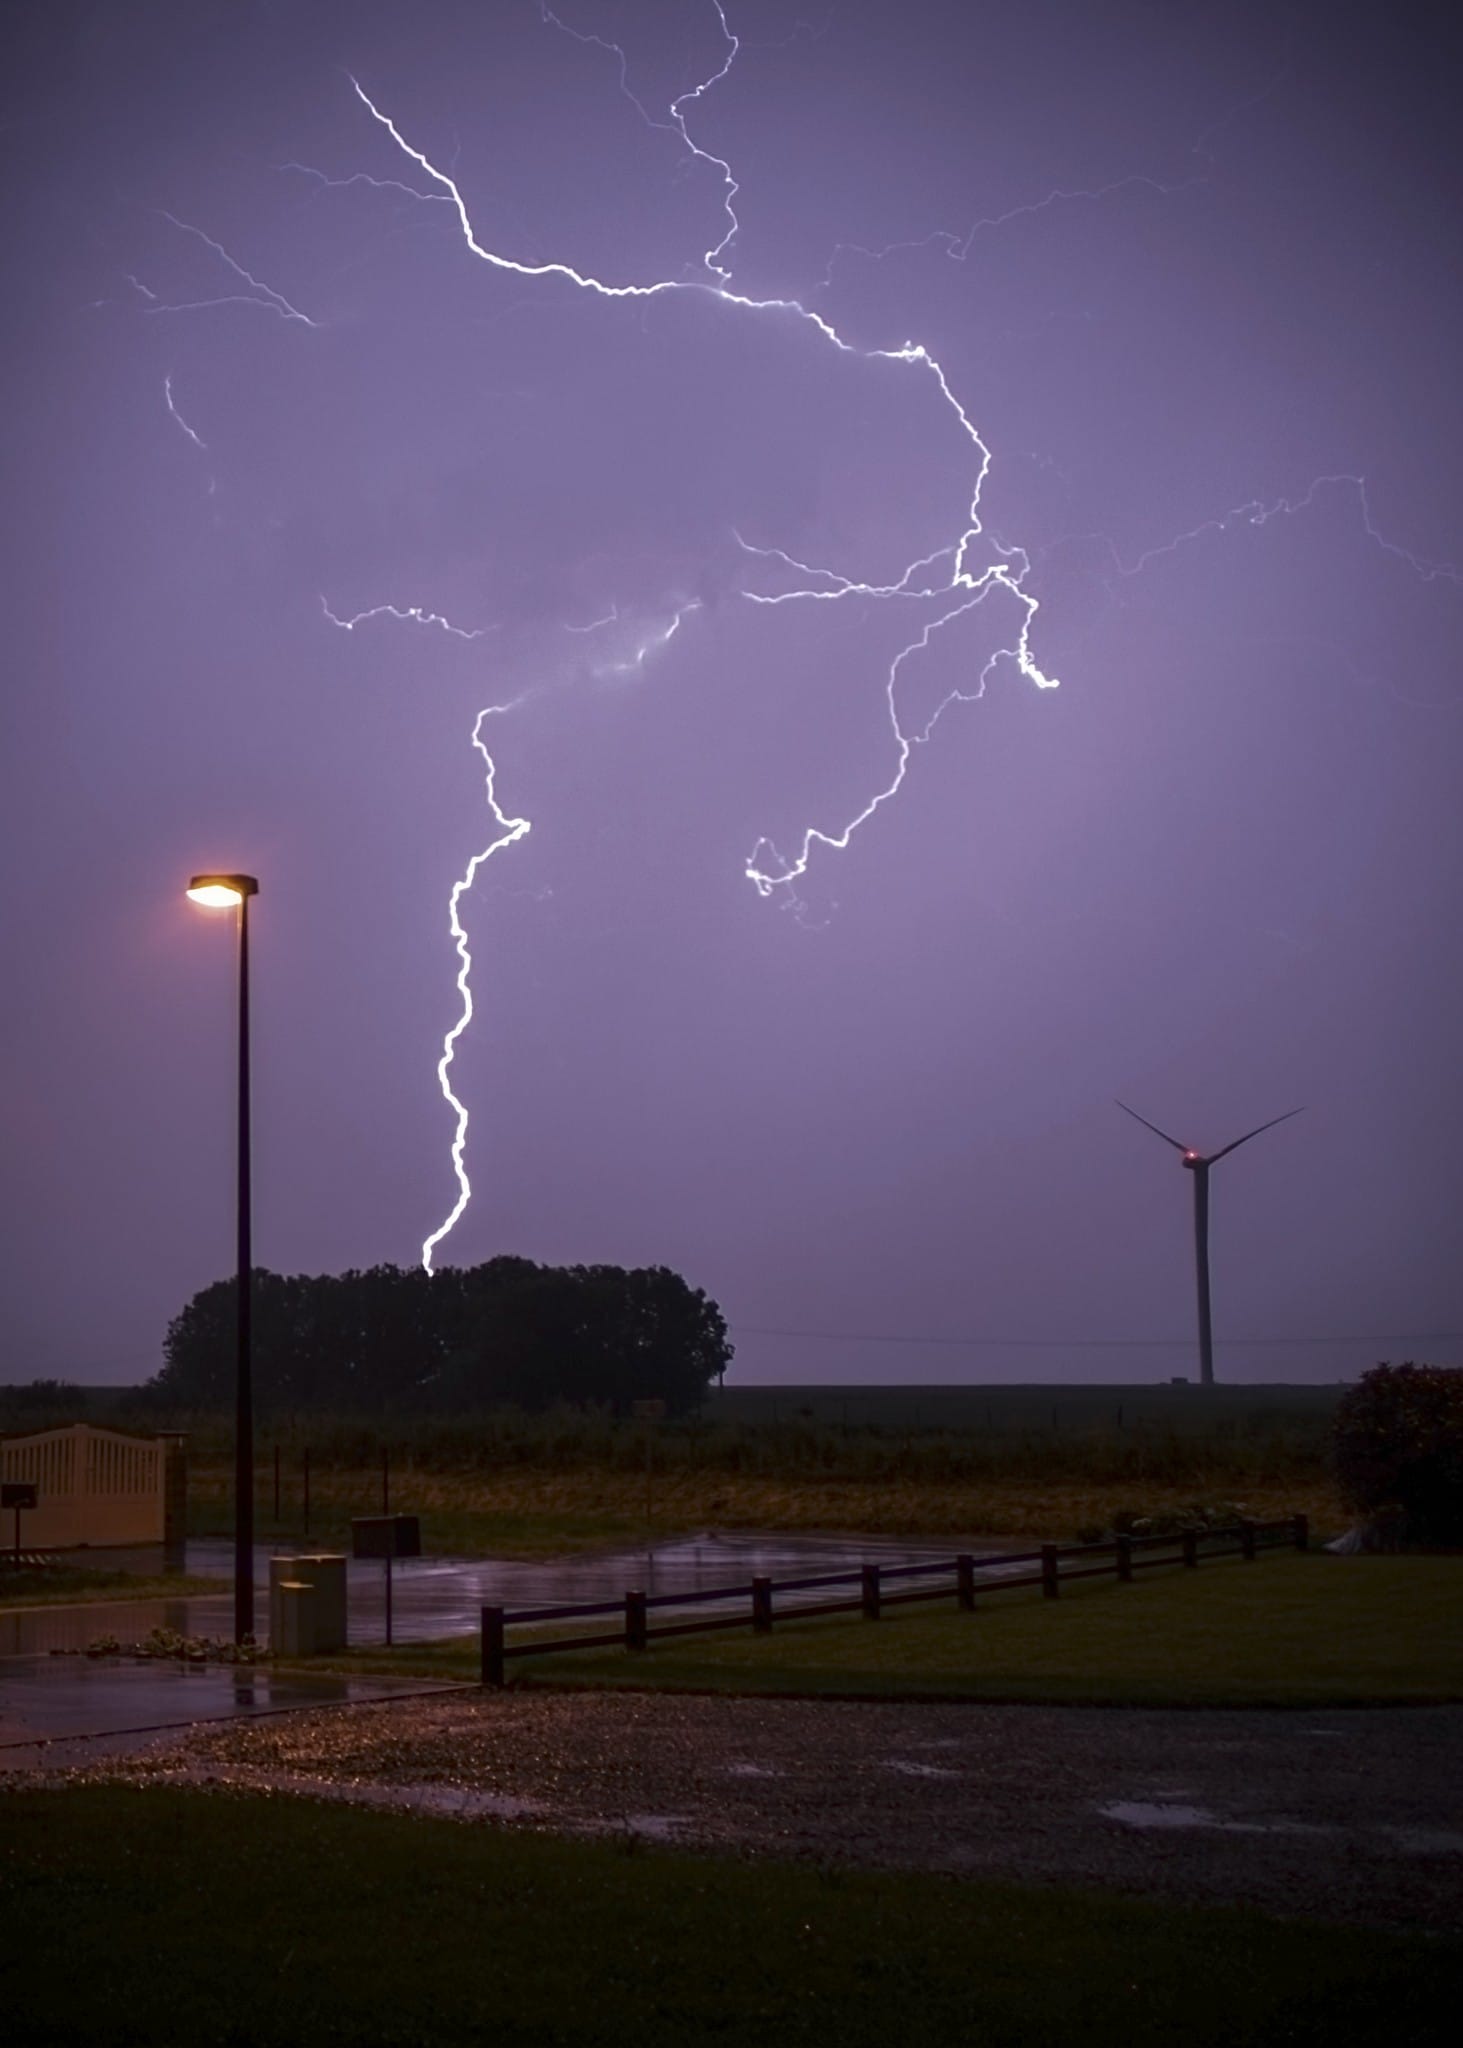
{"left": 3, "top": 1, "right": 1460, "bottom": 1387}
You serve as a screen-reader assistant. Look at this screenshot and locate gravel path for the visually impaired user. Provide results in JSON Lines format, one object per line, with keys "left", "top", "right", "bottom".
{"left": 41, "top": 1690, "right": 1463, "bottom": 1933}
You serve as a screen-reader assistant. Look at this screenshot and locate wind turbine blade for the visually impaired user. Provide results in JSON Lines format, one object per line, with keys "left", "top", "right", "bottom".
{"left": 1114, "top": 1100, "right": 1188, "bottom": 1152}
{"left": 1210, "top": 1107, "right": 1305, "bottom": 1163}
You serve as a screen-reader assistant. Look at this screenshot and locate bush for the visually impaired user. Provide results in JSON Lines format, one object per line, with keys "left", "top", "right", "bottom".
{"left": 1331, "top": 1363, "right": 1463, "bottom": 1546}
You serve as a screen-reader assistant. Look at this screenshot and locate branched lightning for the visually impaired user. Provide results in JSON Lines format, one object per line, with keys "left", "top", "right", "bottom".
{"left": 147, "top": 211, "right": 319, "bottom": 325}
{"left": 539, "top": 1, "right": 742, "bottom": 282}
{"left": 337, "top": 4, "right": 1060, "bottom": 1261}
{"left": 820, "top": 172, "right": 1200, "bottom": 291}
{"left": 1094, "top": 474, "right": 1461, "bottom": 589}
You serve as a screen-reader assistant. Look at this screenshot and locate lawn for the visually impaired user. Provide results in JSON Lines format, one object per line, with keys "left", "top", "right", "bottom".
{"left": 0, "top": 1567, "right": 218, "bottom": 1610}
{"left": 304, "top": 1552, "right": 1463, "bottom": 1707}
{"left": 1, "top": 1786, "right": 1456, "bottom": 2047}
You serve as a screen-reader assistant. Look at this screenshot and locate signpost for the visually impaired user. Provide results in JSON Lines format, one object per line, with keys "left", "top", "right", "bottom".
{"left": 2, "top": 1482, "right": 38, "bottom": 1564}
{"left": 630, "top": 1400, "right": 667, "bottom": 1543}
{"left": 351, "top": 1514, "right": 421, "bottom": 1647}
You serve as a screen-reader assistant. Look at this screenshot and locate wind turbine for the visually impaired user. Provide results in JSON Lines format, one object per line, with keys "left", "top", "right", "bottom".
{"left": 1116, "top": 1101, "right": 1303, "bottom": 1387}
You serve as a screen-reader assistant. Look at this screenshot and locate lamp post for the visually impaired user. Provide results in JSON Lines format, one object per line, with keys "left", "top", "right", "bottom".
{"left": 186, "top": 873, "right": 260, "bottom": 1642}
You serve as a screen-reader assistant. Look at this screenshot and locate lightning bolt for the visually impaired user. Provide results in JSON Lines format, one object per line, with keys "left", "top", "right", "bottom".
{"left": 320, "top": 596, "right": 497, "bottom": 640}
{"left": 419, "top": 701, "right": 532, "bottom": 1274}
{"left": 138, "top": 8, "right": 1454, "bottom": 1285}
{"left": 163, "top": 374, "right": 207, "bottom": 451}
{"left": 147, "top": 211, "right": 319, "bottom": 325}
{"left": 332, "top": 5, "right": 1058, "bottom": 1262}
{"left": 1094, "top": 474, "right": 1461, "bottom": 589}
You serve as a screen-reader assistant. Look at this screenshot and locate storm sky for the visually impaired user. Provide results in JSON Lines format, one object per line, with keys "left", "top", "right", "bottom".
{"left": 3, "top": 0, "right": 1460, "bottom": 1386}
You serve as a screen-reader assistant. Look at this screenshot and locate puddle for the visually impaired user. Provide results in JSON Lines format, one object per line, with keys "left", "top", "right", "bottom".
{"left": 885, "top": 1759, "right": 958, "bottom": 1779}
{"left": 724, "top": 1761, "right": 780, "bottom": 1779}
{"left": 1101, "top": 1801, "right": 1334, "bottom": 1837}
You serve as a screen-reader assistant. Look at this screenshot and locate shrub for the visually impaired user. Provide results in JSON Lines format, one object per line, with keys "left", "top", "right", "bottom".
{"left": 1331, "top": 1363, "right": 1463, "bottom": 1546}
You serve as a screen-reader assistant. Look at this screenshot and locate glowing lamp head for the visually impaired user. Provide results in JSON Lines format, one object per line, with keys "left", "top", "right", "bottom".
{"left": 1182, "top": 1149, "right": 1201, "bottom": 1169}
{"left": 186, "top": 873, "right": 259, "bottom": 908}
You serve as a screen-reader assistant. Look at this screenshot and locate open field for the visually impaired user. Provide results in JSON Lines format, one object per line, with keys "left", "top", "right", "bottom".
{"left": 704, "top": 1382, "right": 1347, "bottom": 1431}
{"left": 188, "top": 1462, "right": 1347, "bottom": 1555}
{"left": 293, "top": 1552, "right": 1463, "bottom": 1708}
{"left": 168, "top": 1383, "right": 1345, "bottom": 1551}
{"left": 2, "top": 1381, "right": 1350, "bottom": 1553}
{"left": 2, "top": 1785, "right": 1456, "bottom": 2046}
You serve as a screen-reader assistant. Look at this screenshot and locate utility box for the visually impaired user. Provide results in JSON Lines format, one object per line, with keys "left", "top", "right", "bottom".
{"left": 273, "top": 1581, "right": 317, "bottom": 1657}
{"left": 269, "top": 1553, "right": 348, "bottom": 1653}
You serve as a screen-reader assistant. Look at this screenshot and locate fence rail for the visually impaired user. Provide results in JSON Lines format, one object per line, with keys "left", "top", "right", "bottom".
{"left": 480, "top": 1514, "right": 1308, "bottom": 1685}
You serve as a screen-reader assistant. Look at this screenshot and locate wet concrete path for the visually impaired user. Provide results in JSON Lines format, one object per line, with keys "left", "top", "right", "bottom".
{"left": 0, "top": 1529, "right": 1021, "bottom": 1657}
{"left": 0, "top": 1661, "right": 454, "bottom": 1767}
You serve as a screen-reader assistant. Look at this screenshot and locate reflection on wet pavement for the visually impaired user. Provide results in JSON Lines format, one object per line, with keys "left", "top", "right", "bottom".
{"left": 0, "top": 1528, "right": 1030, "bottom": 1657}
{"left": 0, "top": 1656, "right": 454, "bottom": 1766}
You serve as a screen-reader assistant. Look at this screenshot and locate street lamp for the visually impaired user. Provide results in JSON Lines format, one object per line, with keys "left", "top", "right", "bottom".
{"left": 186, "top": 872, "right": 260, "bottom": 1642}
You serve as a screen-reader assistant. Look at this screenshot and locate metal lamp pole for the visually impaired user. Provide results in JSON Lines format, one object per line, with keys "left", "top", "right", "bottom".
{"left": 187, "top": 872, "right": 260, "bottom": 1642}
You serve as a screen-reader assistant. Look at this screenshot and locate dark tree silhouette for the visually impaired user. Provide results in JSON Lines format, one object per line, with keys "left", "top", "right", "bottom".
{"left": 153, "top": 1259, "right": 731, "bottom": 1416}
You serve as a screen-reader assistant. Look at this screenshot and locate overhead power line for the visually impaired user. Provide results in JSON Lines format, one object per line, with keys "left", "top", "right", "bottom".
{"left": 732, "top": 1325, "right": 1462, "bottom": 1352}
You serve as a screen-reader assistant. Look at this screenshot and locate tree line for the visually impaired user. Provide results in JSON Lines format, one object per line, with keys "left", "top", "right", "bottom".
{"left": 151, "top": 1259, "right": 732, "bottom": 1416}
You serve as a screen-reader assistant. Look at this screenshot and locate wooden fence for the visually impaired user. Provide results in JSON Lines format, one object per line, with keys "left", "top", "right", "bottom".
{"left": 480, "top": 1513, "right": 1308, "bottom": 1685}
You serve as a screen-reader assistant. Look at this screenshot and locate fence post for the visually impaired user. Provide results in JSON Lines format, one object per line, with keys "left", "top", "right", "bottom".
{"left": 1182, "top": 1530, "right": 1198, "bottom": 1569}
{"left": 1293, "top": 1513, "right": 1309, "bottom": 1552}
{"left": 625, "top": 1589, "right": 648, "bottom": 1653}
{"left": 861, "top": 1564, "right": 881, "bottom": 1620}
{"left": 481, "top": 1605, "right": 505, "bottom": 1687}
{"left": 302, "top": 1447, "right": 310, "bottom": 1539}
{"left": 1041, "top": 1544, "right": 1060, "bottom": 1599}
{"left": 1116, "top": 1535, "right": 1133, "bottom": 1583}
{"left": 752, "top": 1576, "right": 773, "bottom": 1633}
{"left": 956, "top": 1554, "right": 976, "bottom": 1612}
{"left": 1240, "top": 1518, "right": 1257, "bottom": 1562}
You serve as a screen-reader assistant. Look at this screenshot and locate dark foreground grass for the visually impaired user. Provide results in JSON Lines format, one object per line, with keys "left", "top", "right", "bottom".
{"left": 312, "top": 1553, "right": 1463, "bottom": 1706}
{"left": 2, "top": 1786, "right": 1457, "bottom": 2047}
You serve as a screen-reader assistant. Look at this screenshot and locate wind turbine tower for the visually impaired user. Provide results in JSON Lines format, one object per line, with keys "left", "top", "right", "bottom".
{"left": 1116, "top": 1102, "right": 1303, "bottom": 1387}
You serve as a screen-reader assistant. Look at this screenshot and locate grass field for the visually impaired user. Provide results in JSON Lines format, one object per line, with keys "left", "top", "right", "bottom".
{"left": 293, "top": 1552, "right": 1463, "bottom": 1708}
{"left": 2, "top": 1786, "right": 1456, "bottom": 2047}
{"left": 0, "top": 1566, "right": 216, "bottom": 1609}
